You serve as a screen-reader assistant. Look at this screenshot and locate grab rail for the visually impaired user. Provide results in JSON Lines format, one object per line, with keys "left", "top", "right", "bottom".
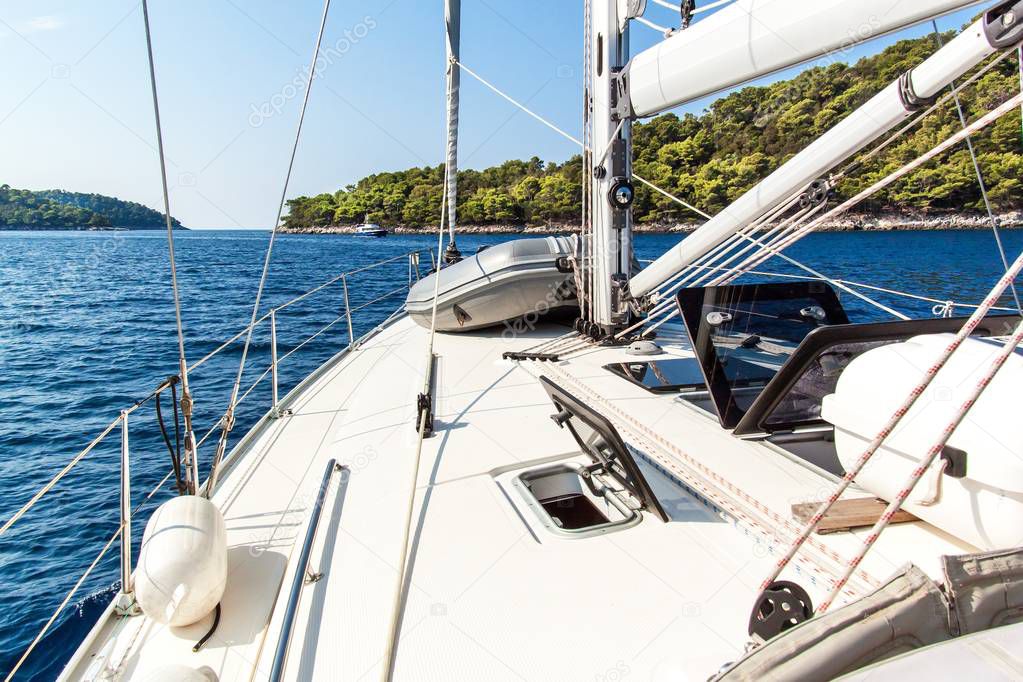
{"left": 269, "top": 459, "right": 345, "bottom": 682}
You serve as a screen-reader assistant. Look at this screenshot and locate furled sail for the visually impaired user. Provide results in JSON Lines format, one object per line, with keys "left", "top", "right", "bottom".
{"left": 444, "top": 0, "right": 461, "bottom": 259}
{"left": 625, "top": 0, "right": 989, "bottom": 118}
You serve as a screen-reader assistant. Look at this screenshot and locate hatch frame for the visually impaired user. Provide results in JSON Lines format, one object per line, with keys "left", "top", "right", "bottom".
{"left": 539, "top": 376, "right": 669, "bottom": 522}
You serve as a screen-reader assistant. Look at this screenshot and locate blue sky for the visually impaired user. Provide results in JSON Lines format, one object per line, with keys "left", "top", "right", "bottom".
{"left": 0, "top": 1, "right": 985, "bottom": 228}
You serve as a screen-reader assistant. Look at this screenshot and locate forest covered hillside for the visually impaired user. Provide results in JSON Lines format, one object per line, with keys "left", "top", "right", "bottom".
{"left": 0, "top": 185, "right": 184, "bottom": 230}
{"left": 284, "top": 30, "right": 1023, "bottom": 230}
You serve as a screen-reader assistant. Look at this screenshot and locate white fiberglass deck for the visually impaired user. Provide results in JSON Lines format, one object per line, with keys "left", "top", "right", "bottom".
{"left": 62, "top": 313, "right": 976, "bottom": 682}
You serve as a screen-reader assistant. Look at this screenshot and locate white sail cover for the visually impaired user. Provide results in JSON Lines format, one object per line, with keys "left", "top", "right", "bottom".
{"left": 445, "top": 0, "right": 460, "bottom": 238}
{"left": 627, "top": 0, "right": 987, "bottom": 117}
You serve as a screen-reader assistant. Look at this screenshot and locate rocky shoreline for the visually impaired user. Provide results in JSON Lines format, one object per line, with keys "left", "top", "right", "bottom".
{"left": 280, "top": 211, "right": 1023, "bottom": 235}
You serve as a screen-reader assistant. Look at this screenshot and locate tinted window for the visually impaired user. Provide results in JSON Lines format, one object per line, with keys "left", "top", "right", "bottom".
{"left": 677, "top": 282, "right": 849, "bottom": 428}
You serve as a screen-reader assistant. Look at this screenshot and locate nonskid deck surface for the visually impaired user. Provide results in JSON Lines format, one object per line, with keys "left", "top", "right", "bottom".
{"left": 63, "top": 315, "right": 975, "bottom": 681}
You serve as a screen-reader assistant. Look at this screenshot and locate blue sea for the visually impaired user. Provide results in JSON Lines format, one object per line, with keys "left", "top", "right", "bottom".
{"left": 1, "top": 228, "right": 1021, "bottom": 679}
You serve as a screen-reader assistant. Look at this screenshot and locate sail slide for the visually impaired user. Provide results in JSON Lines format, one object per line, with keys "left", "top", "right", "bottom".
{"left": 626, "top": 0, "right": 987, "bottom": 118}
{"left": 628, "top": 6, "right": 1020, "bottom": 299}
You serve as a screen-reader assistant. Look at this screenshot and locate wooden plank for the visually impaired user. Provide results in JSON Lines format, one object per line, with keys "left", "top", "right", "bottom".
{"left": 791, "top": 498, "right": 919, "bottom": 535}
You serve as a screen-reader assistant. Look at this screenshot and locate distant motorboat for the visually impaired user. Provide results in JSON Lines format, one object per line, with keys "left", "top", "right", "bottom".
{"left": 354, "top": 223, "right": 387, "bottom": 237}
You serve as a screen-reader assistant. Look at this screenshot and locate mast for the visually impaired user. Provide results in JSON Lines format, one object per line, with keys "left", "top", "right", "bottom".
{"left": 443, "top": 0, "right": 462, "bottom": 264}
{"left": 587, "top": 0, "right": 637, "bottom": 333}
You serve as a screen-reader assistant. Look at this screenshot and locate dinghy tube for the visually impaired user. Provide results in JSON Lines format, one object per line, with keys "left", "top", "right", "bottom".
{"left": 406, "top": 236, "right": 578, "bottom": 332}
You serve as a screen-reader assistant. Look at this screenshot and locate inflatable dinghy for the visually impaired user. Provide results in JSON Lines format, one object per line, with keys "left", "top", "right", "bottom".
{"left": 406, "top": 236, "right": 577, "bottom": 332}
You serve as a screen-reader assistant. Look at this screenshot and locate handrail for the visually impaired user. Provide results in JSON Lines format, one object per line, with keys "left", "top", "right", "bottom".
{"left": 0, "top": 375, "right": 177, "bottom": 538}
{"left": 269, "top": 459, "right": 344, "bottom": 682}
{"left": 5, "top": 247, "right": 430, "bottom": 681}
{"left": 0, "top": 249, "right": 430, "bottom": 538}
{"left": 188, "top": 248, "right": 430, "bottom": 374}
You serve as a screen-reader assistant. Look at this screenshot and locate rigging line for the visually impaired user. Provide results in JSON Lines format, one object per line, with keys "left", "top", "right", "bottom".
{"left": 635, "top": 15, "right": 672, "bottom": 36}
{"left": 633, "top": 179, "right": 905, "bottom": 319}
{"left": 207, "top": 0, "right": 333, "bottom": 497}
{"left": 651, "top": 184, "right": 806, "bottom": 304}
{"left": 932, "top": 21, "right": 1021, "bottom": 313}
{"left": 836, "top": 47, "right": 1013, "bottom": 180}
{"left": 444, "top": 1, "right": 460, "bottom": 250}
{"left": 676, "top": 262, "right": 1018, "bottom": 312}
{"left": 5, "top": 466, "right": 177, "bottom": 682}
{"left": 677, "top": 193, "right": 806, "bottom": 289}
{"left": 456, "top": 59, "right": 707, "bottom": 227}
{"left": 709, "top": 202, "right": 831, "bottom": 286}
{"left": 634, "top": 173, "right": 710, "bottom": 220}
{"left": 807, "top": 264, "right": 1023, "bottom": 611}
{"left": 651, "top": 0, "right": 734, "bottom": 14}
{"left": 141, "top": 0, "right": 199, "bottom": 493}
{"left": 583, "top": 0, "right": 594, "bottom": 324}
{"left": 748, "top": 91, "right": 1023, "bottom": 277}
{"left": 4, "top": 527, "right": 121, "bottom": 682}
{"left": 693, "top": 0, "right": 735, "bottom": 14}
{"left": 455, "top": 57, "right": 847, "bottom": 305}
{"left": 456, "top": 60, "right": 584, "bottom": 148}
{"left": 640, "top": 214, "right": 909, "bottom": 331}
{"left": 597, "top": 119, "right": 626, "bottom": 169}
{"left": 381, "top": 165, "right": 450, "bottom": 682}
{"left": 692, "top": 201, "right": 821, "bottom": 288}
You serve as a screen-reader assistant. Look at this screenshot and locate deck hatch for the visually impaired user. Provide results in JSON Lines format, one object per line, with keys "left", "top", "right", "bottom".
{"left": 514, "top": 462, "right": 642, "bottom": 537}
{"left": 603, "top": 357, "right": 706, "bottom": 394}
{"left": 538, "top": 376, "right": 669, "bottom": 523}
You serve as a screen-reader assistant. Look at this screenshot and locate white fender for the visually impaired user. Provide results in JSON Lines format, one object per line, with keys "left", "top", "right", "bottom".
{"left": 822, "top": 334, "right": 1023, "bottom": 550}
{"left": 135, "top": 495, "right": 228, "bottom": 627}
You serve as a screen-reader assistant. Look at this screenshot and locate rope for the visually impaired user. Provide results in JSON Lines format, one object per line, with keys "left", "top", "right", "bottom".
{"left": 155, "top": 377, "right": 186, "bottom": 495}
{"left": 650, "top": 0, "right": 734, "bottom": 15}
{"left": 207, "top": 0, "right": 333, "bottom": 497}
{"left": 628, "top": 177, "right": 875, "bottom": 317}
{"left": 758, "top": 245, "right": 1023, "bottom": 604}
{"left": 538, "top": 361, "right": 878, "bottom": 596}
{"left": 381, "top": 163, "right": 451, "bottom": 682}
{"left": 455, "top": 60, "right": 584, "bottom": 148}
{"left": 1019, "top": 46, "right": 1023, "bottom": 147}
{"left": 581, "top": 0, "right": 597, "bottom": 325}
{"left": 835, "top": 49, "right": 1012, "bottom": 182}
{"left": 932, "top": 21, "right": 1021, "bottom": 313}
{"left": 141, "top": 0, "right": 199, "bottom": 493}
{"left": 4, "top": 527, "right": 121, "bottom": 682}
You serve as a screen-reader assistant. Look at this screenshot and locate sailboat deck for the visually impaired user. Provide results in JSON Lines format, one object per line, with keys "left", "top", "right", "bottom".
{"left": 62, "top": 314, "right": 975, "bottom": 681}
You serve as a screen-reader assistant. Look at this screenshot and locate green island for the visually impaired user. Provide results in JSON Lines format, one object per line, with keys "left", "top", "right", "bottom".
{"left": 284, "top": 31, "right": 1023, "bottom": 232}
{"left": 0, "top": 185, "right": 184, "bottom": 230}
